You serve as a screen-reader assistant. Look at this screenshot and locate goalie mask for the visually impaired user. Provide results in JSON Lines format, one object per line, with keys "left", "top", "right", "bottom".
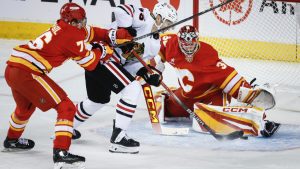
{"left": 177, "top": 25, "right": 200, "bottom": 62}
{"left": 60, "top": 3, "right": 87, "bottom": 28}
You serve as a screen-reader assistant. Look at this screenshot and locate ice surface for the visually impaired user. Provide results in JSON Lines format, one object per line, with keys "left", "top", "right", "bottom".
{"left": 0, "top": 39, "right": 300, "bottom": 169}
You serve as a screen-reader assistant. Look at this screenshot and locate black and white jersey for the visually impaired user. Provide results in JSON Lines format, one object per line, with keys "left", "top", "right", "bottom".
{"left": 110, "top": 4, "right": 161, "bottom": 75}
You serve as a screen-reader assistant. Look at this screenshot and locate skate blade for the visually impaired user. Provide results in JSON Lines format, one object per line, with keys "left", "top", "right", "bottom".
{"left": 109, "top": 144, "right": 139, "bottom": 154}
{"left": 2, "top": 148, "right": 32, "bottom": 152}
{"left": 54, "top": 162, "right": 85, "bottom": 169}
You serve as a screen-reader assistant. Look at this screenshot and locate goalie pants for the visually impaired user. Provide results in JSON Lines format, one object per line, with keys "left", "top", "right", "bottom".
{"left": 5, "top": 66, "right": 75, "bottom": 150}
{"left": 165, "top": 87, "right": 231, "bottom": 117}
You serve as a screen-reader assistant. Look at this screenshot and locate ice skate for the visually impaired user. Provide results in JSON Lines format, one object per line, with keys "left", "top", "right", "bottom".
{"left": 261, "top": 120, "right": 281, "bottom": 137}
{"left": 53, "top": 149, "right": 85, "bottom": 169}
{"left": 72, "top": 129, "right": 81, "bottom": 140}
{"left": 109, "top": 121, "right": 140, "bottom": 154}
{"left": 3, "top": 137, "right": 35, "bottom": 152}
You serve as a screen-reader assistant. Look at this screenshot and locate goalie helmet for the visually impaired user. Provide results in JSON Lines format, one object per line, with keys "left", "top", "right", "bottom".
{"left": 60, "top": 3, "right": 86, "bottom": 26}
{"left": 177, "top": 25, "right": 199, "bottom": 62}
{"left": 153, "top": 2, "right": 178, "bottom": 24}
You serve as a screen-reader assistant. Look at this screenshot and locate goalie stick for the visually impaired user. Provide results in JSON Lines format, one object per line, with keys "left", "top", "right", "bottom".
{"left": 132, "top": 51, "right": 244, "bottom": 141}
{"left": 117, "top": 0, "right": 234, "bottom": 47}
{"left": 142, "top": 83, "right": 189, "bottom": 136}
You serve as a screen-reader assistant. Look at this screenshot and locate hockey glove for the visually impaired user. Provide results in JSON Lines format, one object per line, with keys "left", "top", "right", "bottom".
{"left": 121, "top": 42, "right": 145, "bottom": 60}
{"left": 91, "top": 42, "right": 113, "bottom": 64}
{"left": 124, "top": 26, "right": 137, "bottom": 37}
{"left": 136, "top": 65, "right": 162, "bottom": 87}
{"left": 108, "top": 28, "right": 133, "bottom": 46}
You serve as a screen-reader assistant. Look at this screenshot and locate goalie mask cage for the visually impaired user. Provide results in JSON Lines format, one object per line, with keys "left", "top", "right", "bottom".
{"left": 192, "top": 0, "right": 300, "bottom": 111}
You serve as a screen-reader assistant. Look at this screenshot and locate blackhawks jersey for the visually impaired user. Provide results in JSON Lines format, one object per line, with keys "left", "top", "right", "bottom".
{"left": 7, "top": 20, "right": 112, "bottom": 74}
{"left": 159, "top": 34, "right": 245, "bottom": 99}
{"left": 110, "top": 4, "right": 160, "bottom": 74}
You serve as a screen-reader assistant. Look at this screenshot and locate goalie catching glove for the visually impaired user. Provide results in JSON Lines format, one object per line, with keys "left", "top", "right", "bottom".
{"left": 136, "top": 65, "right": 162, "bottom": 87}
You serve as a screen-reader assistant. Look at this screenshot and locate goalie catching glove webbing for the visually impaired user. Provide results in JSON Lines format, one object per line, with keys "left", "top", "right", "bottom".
{"left": 136, "top": 65, "right": 162, "bottom": 87}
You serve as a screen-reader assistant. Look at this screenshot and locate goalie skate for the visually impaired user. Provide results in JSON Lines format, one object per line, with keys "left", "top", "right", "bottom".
{"left": 260, "top": 120, "right": 281, "bottom": 137}
{"left": 109, "top": 121, "right": 140, "bottom": 154}
{"left": 2, "top": 137, "right": 35, "bottom": 152}
{"left": 53, "top": 149, "right": 85, "bottom": 169}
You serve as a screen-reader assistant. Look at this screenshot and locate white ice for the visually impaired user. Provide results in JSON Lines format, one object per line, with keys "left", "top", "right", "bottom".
{"left": 0, "top": 39, "right": 300, "bottom": 169}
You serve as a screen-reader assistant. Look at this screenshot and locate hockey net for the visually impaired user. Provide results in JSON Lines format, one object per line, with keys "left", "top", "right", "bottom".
{"left": 194, "top": 0, "right": 300, "bottom": 111}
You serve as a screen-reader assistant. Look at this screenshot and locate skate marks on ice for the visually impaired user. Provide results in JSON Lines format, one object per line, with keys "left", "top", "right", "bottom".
{"left": 94, "top": 119, "right": 300, "bottom": 152}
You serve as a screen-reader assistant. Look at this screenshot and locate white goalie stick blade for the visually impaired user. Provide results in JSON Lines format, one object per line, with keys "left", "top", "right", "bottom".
{"left": 142, "top": 84, "right": 189, "bottom": 136}
{"left": 160, "top": 126, "right": 189, "bottom": 136}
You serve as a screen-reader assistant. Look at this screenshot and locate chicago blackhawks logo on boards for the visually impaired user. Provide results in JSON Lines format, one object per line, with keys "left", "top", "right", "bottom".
{"left": 210, "top": 0, "right": 253, "bottom": 25}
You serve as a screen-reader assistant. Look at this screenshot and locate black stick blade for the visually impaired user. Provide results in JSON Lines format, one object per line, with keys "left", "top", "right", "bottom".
{"left": 213, "top": 130, "right": 244, "bottom": 141}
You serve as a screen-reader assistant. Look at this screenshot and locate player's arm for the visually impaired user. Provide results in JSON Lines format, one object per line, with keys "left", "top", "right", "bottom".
{"left": 64, "top": 35, "right": 113, "bottom": 71}
{"left": 84, "top": 25, "right": 133, "bottom": 47}
{"left": 209, "top": 47, "right": 275, "bottom": 109}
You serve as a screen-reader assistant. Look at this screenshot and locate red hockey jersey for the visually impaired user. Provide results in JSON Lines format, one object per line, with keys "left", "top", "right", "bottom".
{"left": 159, "top": 34, "right": 245, "bottom": 99}
{"left": 7, "top": 20, "right": 111, "bottom": 74}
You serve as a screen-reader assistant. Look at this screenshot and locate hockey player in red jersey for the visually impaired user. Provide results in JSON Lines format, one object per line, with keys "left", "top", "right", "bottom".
{"left": 72, "top": 2, "right": 177, "bottom": 154}
{"left": 3, "top": 2, "right": 133, "bottom": 168}
{"left": 152, "top": 25, "right": 280, "bottom": 138}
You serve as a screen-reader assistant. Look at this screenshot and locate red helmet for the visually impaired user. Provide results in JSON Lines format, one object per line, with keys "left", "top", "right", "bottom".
{"left": 60, "top": 3, "right": 86, "bottom": 23}
{"left": 177, "top": 25, "right": 199, "bottom": 61}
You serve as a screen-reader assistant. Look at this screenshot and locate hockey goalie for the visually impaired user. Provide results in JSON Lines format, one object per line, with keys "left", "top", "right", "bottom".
{"left": 151, "top": 25, "right": 280, "bottom": 138}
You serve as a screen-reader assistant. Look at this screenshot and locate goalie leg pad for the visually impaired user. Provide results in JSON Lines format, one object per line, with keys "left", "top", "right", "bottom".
{"left": 193, "top": 103, "right": 267, "bottom": 136}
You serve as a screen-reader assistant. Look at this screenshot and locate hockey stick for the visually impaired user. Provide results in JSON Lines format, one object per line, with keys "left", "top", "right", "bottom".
{"left": 142, "top": 83, "right": 189, "bottom": 136}
{"left": 132, "top": 51, "right": 244, "bottom": 141}
{"left": 117, "top": 0, "right": 234, "bottom": 47}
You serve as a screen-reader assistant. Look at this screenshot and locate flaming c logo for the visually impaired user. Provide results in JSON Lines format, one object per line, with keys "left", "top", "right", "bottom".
{"left": 140, "top": 0, "right": 180, "bottom": 11}
{"left": 210, "top": 0, "right": 253, "bottom": 25}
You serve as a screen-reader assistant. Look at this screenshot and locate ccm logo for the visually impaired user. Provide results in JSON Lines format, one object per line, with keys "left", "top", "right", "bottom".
{"left": 144, "top": 86, "right": 159, "bottom": 123}
{"left": 223, "top": 108, "right": 248, "bottom": 113}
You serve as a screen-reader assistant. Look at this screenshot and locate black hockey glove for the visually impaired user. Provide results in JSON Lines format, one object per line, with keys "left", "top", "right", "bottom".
{"left": 90, "top": 42, "right": 103, "bottom": 50}
{"left": 119, "top": 42, "right": 136, "bottom": 54}
{"left": 136, "top": 65, "right": 162, "bottom": 87}
{"left": 124, "top": 26, "right": 137, "bottom": 37}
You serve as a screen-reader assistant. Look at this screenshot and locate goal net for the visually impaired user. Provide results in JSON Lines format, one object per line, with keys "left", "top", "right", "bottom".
{"left": 195, "top": 0, "right": 300, "bottom": 111}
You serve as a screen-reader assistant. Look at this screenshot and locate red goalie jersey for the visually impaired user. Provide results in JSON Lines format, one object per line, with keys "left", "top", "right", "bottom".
{"left": 159, "top": 34, "right": 250, "bottom": 117}
{"left": 7, "top": 20, "right": 112, "bottom": 75}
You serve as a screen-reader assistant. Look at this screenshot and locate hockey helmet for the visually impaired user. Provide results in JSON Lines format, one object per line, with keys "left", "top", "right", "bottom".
{"left": 153, "top": 2, "right": 178, "bottom": 25}
{"left": 177, "top": 25, "right": 199, "bottom": 62}
{"left": 60, "top": 2, "right": 86, "bottom": 26}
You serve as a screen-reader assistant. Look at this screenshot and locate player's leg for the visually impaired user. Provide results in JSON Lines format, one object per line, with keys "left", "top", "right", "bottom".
{"left": 3, "top": 89, "right": 36, "bottom": 151}
{"left": 5, "top": 66, "right": 85, "bottom": 166}
{"left": 100, "top": 62, "right": 140, "bottom": 153}
{"left": 109, "top": 80, "right": 141, "bottom": 154}
{"left": 193, "top": 90, "right": 279, "bottom": 137}
{"left": 164, "top": 87, "right": 195, "bottom": 118}
{"left": 73, "top": 64, "right": 112, "bottom": 132}
{"left": 31, "top": 72, "right": 85, "bottom": 166}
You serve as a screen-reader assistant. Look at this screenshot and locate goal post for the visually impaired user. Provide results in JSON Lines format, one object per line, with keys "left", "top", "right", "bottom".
{"left": 192, "top": 0, "right": 300, "bottom": 111}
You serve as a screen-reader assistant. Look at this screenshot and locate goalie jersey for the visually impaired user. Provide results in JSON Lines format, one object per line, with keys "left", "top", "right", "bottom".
{"left": 159, "top": 34, "right": 245, "bottom": 99}
{"left": 110, "top": 4, "right": 160, "bottom": 75}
